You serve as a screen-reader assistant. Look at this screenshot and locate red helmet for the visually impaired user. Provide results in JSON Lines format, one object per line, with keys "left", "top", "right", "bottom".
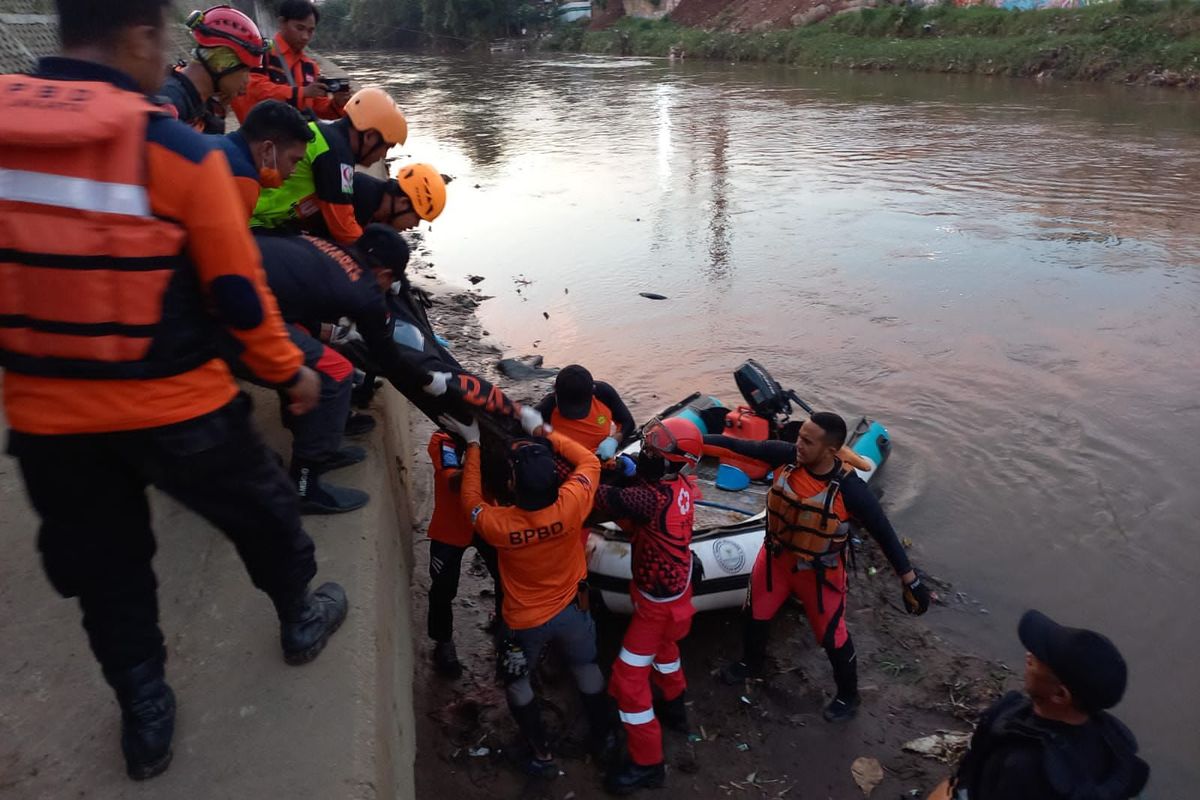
{"left": 643, "top": 417, "right": 703, "bottom": 470}
{"left": 186, "top": 6, "right": 268, "bottom": 68}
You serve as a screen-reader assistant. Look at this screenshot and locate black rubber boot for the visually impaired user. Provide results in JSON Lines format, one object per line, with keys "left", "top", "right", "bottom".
{"left": 433, "top": 640, "right": 464, "bottom": 679}
{"left": 275, "top": 582, "right": 349, "bottom": 665}
{"left": 580, "top": 690, "right": 619, "bottom": 767}
{"left": 291, "top": 460, "right": 369, "bottom": 515}
{"left": 510, "top": 699, "right": 555, "bottom": 775}
{"left": 655, "top": 691, "right": 688, "bottom": 733}
{"left": 103, "top": 653, "right": 176, "bottom": 781}
{"left": 605, "top": 761, "right": 666, "bottom": 795}
{"left": 822, "top": 639, "right": 860, "bottom": 723}
{"left": 344, "top": 413, "right": 376, "bottom": 437}
{"left": 320, "top": 445, "right": 367, "bottom": 473}
{"left": 720, "top": 617, "right": 770, "bottom": 684}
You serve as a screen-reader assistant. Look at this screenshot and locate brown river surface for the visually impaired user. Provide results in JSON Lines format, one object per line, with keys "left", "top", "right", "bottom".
{"left": 339, "top": 51, "right": 1200, "bottom": 795}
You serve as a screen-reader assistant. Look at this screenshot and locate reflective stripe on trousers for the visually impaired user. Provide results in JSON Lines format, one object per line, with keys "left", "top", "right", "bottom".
{"left": 618, "top": 707, "right": 656, "bottom": 726}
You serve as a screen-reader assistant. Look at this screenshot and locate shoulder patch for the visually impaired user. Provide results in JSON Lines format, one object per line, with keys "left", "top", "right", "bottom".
{"left": 340, "top": 163, "right": 354, "bottom": 194}
{"left": 470, "top": 505, "right": 484, "bottom": 525}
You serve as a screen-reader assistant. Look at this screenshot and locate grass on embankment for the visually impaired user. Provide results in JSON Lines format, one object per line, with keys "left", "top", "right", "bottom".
{"left": 545, "top": 0, "right": 1200, "bottom": 84}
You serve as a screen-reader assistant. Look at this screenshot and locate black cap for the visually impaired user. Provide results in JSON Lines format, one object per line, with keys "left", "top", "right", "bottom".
{"left": 1018, "top": 609, "right": 1127, "bottom": 713}
{"left": 352, "top": 173, "right": 401, "bottom": 226}
{"left": 554, "top": 364, "right": 594, "bottom": 420}
{"left": 509, "top": 438, "right": 558, "bottom": 510}
{"left": 355, "top": 223, "right": 410, "bottom": 273}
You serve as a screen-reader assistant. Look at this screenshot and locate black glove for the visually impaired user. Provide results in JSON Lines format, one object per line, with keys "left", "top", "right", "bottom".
{"left": 902, "top": 575, "right": 931, "bottom": 615}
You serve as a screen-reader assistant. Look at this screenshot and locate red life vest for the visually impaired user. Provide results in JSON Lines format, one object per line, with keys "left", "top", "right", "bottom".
{"left": 0, "top": 76, "right": 207, "bottom": 381}
{"left": 631, "top": 474, "right": 697, "bottom": 600}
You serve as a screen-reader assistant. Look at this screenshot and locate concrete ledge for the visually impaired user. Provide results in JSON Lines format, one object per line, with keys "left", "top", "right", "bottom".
{"left": 0, "top": 387, "right": 416, "bottom": 799}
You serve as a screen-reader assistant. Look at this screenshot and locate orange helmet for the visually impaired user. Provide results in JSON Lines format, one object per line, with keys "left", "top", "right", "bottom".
{"left": 396, "top": 163, "right": 447, "bottom": 222}
{"left": 643, "top": 417, "right": 703, "bottom": 471}
{"left": 344, "top": 87, "right": 408, "bottom": 145}
{"left": 186, "top": 6, "right": 268, "bottom": 69}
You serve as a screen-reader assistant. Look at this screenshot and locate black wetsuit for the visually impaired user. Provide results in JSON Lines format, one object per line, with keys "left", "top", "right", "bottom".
{"left": 702, "top": 435, "right": 911, "bottom": 573}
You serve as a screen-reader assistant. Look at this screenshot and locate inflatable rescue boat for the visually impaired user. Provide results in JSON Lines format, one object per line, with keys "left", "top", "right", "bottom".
{"left": 585, "top": 360, "right": 891, "bottom": 613}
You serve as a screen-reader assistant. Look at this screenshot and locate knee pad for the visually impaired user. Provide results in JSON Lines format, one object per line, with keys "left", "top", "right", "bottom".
{"left": 570, "top": 662, "right": 605, "bottom": 695}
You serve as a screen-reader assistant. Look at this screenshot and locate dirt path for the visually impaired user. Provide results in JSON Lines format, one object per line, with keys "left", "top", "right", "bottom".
{"left": 405, "top": 267, "right": 1013, "bottom": 800}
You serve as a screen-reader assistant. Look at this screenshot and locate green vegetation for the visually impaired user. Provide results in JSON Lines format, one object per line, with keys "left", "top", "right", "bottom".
{"left": 316, "top": 0, "right": 551, "bottom": 47}
{"left": 544, "top": 0, "right": 1200, "bottom": 84}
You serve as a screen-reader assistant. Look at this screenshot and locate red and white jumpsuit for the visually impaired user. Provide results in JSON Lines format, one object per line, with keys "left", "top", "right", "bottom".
{"left": 594, "top": 474, "right": 697, "bottom": 767}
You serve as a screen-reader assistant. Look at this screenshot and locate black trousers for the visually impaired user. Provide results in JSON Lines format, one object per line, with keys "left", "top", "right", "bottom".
{"left": 7, "top": 394, "right": 317, "bottom": 673}
{"left": 427, "top": 536, "right": 502, "bottom": 643}
{"left": 279, "top": 324, "right": 351, "bottom": 464}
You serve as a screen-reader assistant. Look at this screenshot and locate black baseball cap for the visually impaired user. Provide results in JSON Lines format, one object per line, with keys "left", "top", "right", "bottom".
{"left": 352, "top": 173, "right": 402, "bottom": 225}
{"left": 509, "top": 437, "right": 557, "bottom": 511}
{"left": 554, "top": 364, "right": 594, "bottom": 420}
{"left": 356, "top": 223, "right": 410, "bottom": 273}
{"left": 1018, "top": 609, "right": 1127, "bottom": 713}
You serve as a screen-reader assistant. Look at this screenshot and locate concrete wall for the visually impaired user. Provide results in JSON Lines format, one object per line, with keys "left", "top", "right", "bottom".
{"left": 0, "top": 385, "right": 418, "bottom": 798}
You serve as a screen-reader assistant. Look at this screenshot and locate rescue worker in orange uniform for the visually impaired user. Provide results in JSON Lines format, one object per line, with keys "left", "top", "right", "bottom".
{"left": 713, "top": 413, "right": 932, "bottom": 722}
{"left": 231, "top": 0, "right": 351, "bottom": 123}
{"left": 443, "top": 415, "right": 616, "bottom": 777}
{"left": 535, "top": 364, "right": 636, "bottom": 461}
{"left": 212, "top": 98, "right": 313, "bottom": 219}
{"left": 160, "top": 4, "right": 267, "bottom": 133}
{"left": 593, "top": 417, "right": 704, "bottom": 795}
{"left": 425, "top": 429, "right": 502, "bottom": 678}
{"left": 329, "top": 165, "right": 451, "bottom": 240}
{"left": 0, "top": 0, "right": 347, "bottom": 780}
{"left": 251, "top": 86, "right": 407, "bottom": 244}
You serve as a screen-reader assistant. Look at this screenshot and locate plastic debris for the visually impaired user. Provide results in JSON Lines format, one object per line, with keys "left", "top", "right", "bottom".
{"left": 688, "top": 732, "right": 704, "bottom": 743}
{"left": 736, "top": 742, "right": 750, "bottom": 752}
{"left": 468, "top": 746, "right": 490, "bottom": 757}
{"left": 851, "top": 756, "right": 884, "bottom": 796}
{"left": 740, "top": 695, "right": 752, "bottom": 705}
{"left": 902, "top": 731, "right": 971, "bottom": 763}
{"left": 867, "top": 566, "right": 878, "bottom": 576}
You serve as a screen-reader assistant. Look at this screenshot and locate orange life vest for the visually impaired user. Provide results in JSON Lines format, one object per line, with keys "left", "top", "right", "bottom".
{"left": 550, "top": 396, "right": 615, "bottom": 452}
{"left": 765, "top": 462, "right": 852, "bottom": 562}
{"left": 0, "top": 76, "right": 202, "bottom": 380}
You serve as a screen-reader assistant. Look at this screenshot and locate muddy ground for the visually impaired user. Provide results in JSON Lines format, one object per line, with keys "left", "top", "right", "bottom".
{"left": 404, "top": 261, "right": 1013, "bottom": 800}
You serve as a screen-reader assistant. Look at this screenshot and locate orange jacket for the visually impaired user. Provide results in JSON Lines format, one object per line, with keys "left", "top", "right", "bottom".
{"left": 427, "top": 431, "right": 473, "bottom": 548}
{"left": 232, "top": 33, "right": 344, "bottom": 122}
{"left": 0, "top": 59, "right": 301, "bottom": 435}
{"left": 462, "top": 431, "right": 600, "bottom": 630}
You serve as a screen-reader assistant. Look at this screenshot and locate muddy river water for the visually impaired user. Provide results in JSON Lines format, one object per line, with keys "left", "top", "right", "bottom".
{"left": 339, "top": 51, "right": 1199, "bottom": 794}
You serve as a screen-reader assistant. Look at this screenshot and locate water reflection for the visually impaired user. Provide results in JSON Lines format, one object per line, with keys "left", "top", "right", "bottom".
{"left": 338, "top": 52, "right": 1200, "bottom": 795}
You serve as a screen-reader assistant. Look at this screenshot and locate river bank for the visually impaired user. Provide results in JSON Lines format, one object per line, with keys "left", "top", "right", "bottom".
{"left": 405, "top": 267, "right": 1019, "bottom": 799}
{"left": 545, "top": 0, "right": 1200, "bottom": 86}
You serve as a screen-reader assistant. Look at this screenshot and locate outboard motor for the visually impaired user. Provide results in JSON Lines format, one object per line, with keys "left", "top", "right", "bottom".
{"left": 734, "top": 359, "right": 793, "bottom": 421}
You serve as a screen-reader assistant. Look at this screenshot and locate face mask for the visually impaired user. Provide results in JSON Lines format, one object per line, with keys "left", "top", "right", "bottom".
{"left": 258, "top": 142, "right": 282, "bottom": 188}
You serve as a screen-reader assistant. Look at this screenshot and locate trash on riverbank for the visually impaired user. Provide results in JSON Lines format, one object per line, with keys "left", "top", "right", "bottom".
{"left": 902, "top": 731, "right": 971, "bottom": 763}
{"left": 497, "top": 355, "right": 558, "bottom": 380}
